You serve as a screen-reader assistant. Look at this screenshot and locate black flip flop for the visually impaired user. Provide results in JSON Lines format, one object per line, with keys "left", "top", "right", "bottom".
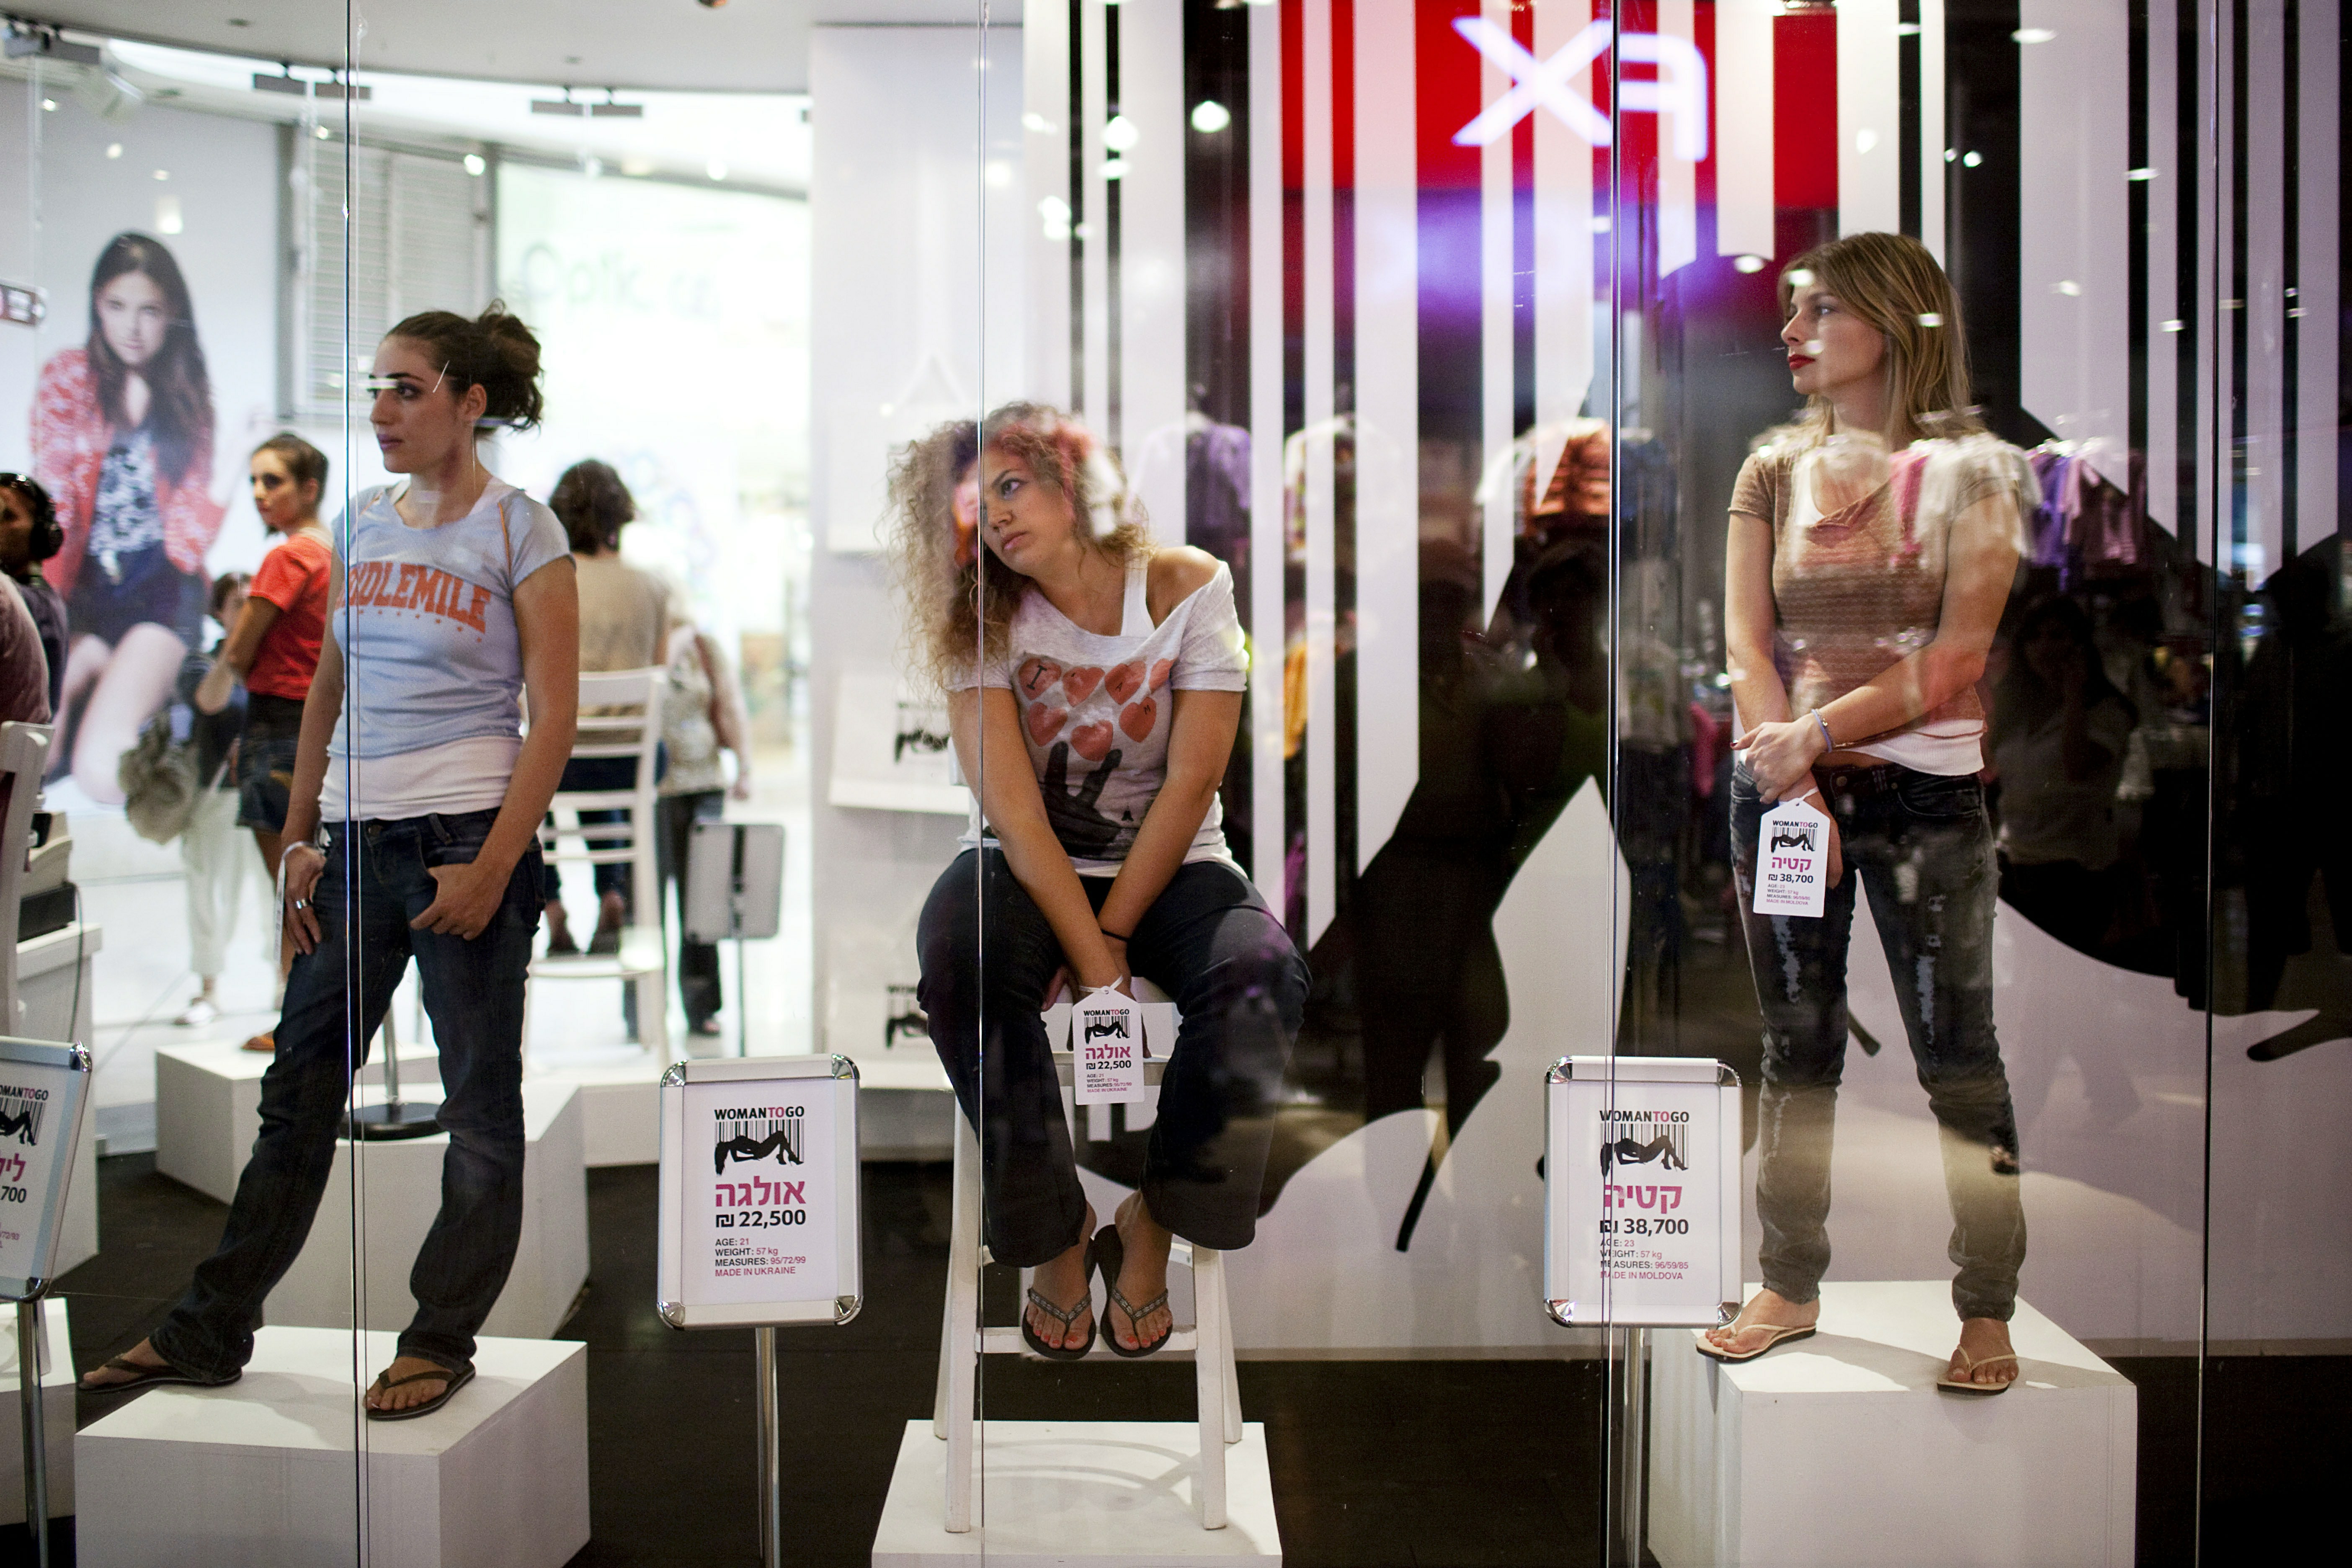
{"left": 1020, "top": 1235, "right": 1098, "bottom": 1360}
{"left": 365, "top": 1362, "right": 476, "bottom": 1421}
{"left": 1093, "top": 1224, "right": 1173, "bottom": 1359}
{"left": 80, "top": 1355, "right": 240, "bottom": 1395}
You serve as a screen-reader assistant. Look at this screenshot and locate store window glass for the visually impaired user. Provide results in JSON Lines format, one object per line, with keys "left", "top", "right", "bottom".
{"left": 1, "top": 13, "right": 377, "bottom": 1559}
{"left": 2, "top": 0, "right": 2340, "bottom": 1563}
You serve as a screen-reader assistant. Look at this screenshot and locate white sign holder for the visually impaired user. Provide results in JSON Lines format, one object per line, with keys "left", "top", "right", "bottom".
{"left": 0, "top": 1036, "right": 92, "bottom": 1568}
{"left": 1545, "top": 1055, "right": 1740, "bottom": 1568}
{"left": 659, "top": 1054, "right": 861, "bottom": 1568}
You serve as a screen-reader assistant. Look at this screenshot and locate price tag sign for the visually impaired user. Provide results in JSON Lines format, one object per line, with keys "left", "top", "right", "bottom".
{"left": 1071, "top": 988, "right": 1147, "bottom": 1104}
{"left": 658, "top": 1055, "right": 862, "bottom": 1328}
{"left": 1752, "top": 797, "right": 1831, "bottom": 918}
{"left": 0, "top": 1037, "right": 92, "bottom": 1301}
{"left": 1545, "top": 1056, "right": 1740, "bottom": 1328}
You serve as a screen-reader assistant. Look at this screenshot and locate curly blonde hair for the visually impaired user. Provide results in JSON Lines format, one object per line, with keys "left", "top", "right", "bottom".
{"left": 885, "top": 402, "right": 1150, "bottom": 691}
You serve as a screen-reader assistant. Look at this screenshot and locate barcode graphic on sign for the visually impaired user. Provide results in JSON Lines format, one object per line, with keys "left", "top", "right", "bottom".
{"left": 726, "top": 1118, "right": 802, "bottom": 1161}
{"left": 0, "top": 1096, "right": 46, "bottom": 1147}
{"left": 712, "top": 1106, "right": 805, "bottom": 1176}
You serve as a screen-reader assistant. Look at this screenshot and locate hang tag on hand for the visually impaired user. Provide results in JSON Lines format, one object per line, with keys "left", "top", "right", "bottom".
{"left": 1072, "top": 988, "right": 1147, "bottom": 1104}
{"left": 1753, "top": 797, "right": 1831, "bottom": 919}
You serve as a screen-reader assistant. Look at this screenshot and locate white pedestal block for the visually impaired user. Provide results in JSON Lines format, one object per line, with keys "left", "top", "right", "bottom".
{"left": 75, "top": 1325, "right": 587, "bottom": 1568}
{"left": 526, "top": 1040, "right": 678, "bottom": 1166}
{"left": 1651, "top": 1282, "right": 2135, "bottom": 1568}
{"left": 0, "top": 1299, "right": 73, "bottom": 1521}
{"left": 872, "top": 1419, "right": 1282, "bottom": 1565}
{"left": 17, "top": 921, "right": 100, "bottom": 1275}
{"left": 265, "top": 1082, "right": 586, "bottom": 1339}
{"left": 156, "top": 1039, "right": 445, "bottom": 1204}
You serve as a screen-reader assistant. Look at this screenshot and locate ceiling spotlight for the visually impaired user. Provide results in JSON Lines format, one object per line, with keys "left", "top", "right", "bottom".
{"left": 1102, "top": 114, "right": 1140, "bottom": 153}
{"left": 1190, "top": 100, "right": 1231, "bottom": 134}
{"left": 1732, "top": 254, "right": 1767, "bottom": 274}
{"left": 463, "top": 153, "right": 487, "bottom": 176}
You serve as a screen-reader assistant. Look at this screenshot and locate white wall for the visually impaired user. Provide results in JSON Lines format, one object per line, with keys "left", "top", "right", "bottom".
{"left": 806, "top": 24, "right": 1026, "bottom": 1055}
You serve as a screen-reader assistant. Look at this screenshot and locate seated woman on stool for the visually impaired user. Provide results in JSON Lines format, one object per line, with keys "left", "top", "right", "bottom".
{"left": 890, "top": 405, "right": 1308, "bottom": 1359}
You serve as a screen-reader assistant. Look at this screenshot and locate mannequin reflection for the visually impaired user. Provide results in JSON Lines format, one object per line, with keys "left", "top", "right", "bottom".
{"left": 890, "top": 408, "right": 1307, "bottom": 1358}
{"left": 81, "top": 305, "right": 580, "bottom": 1418}
{"left": 1709, "top": 234, "right": 2030, "bottom": 1391}
{"left": 1354, "top": 539, "right": 1607, "bottom": 1249}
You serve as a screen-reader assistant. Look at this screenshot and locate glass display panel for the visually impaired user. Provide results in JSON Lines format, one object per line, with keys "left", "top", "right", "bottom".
{"left": 2, "top": 0, "right": 2337, "bottom": 1561}
{"left": 0, "top": 13, "right": 374, "bottom": 1558}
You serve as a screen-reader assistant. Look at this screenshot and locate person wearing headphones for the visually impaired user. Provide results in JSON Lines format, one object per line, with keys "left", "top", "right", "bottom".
{"left": 0, "top": 473, "right": 68, "bottom": 717}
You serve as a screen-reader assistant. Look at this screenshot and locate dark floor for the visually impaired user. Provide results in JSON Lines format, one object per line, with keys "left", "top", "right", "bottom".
{"left": 10, "top": 1155, "right": 2343, "bottom": 1566}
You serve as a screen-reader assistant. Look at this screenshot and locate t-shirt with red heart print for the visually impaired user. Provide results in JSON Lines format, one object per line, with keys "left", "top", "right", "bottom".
{"left": 952, "top": 553, "right": 1248, "bottom": 873}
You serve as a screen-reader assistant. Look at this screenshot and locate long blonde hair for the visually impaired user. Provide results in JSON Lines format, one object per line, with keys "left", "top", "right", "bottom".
{"left": 1777, "top": 231, "right": 1983, "bottom": 450}
{"left": 884, "top": 402, "right": 1150, "bottom": 691}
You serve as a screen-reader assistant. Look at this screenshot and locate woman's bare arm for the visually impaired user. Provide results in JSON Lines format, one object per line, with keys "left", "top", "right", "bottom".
{"left": 1095, "top": 689, "right": 1242, "bottom": 939}
{"left": 1723, "top": 510, "right": 1793, "bottom": 735}
{"left": 410, "top": 559, "right": 578, "bottom": 937}
{"left": 951, "top": 686, "right": 1124, "bottom": 991}
{"left": 193, "top": 597, "right": 283, "bottom": 714}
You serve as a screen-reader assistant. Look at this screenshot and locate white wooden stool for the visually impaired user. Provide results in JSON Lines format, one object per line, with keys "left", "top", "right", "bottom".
{"left": 929, "top": 980, "right": 1243, "bottom": 1533}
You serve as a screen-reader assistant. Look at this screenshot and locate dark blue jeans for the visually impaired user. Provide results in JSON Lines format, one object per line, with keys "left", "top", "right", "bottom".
{"left": 1730, "top": 760, "right": 2027, "bottom": 1322}
{"left": 152, "top": 809, "right": 541, "bottom": 1378}
{"left": 917, "top": 851, "right": 1308, "bottom": 1266}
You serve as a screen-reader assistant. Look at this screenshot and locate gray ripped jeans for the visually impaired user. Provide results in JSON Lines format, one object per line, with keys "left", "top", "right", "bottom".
{"left": 1730, "top": 759, "right": 2027, "bottom": 1322}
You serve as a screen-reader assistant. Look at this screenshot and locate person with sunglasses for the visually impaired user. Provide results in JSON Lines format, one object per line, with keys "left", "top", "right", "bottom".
{"left": 81, "top": 302, "right": 578, "bottom": 1422}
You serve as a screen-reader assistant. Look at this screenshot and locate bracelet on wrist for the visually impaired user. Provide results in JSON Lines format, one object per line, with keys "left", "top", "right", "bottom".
{"left": 1099, "top": 927, "right": 1132, "bottom": 944}
{"left": 1812, "top": 711, "right": 1835, "bottom": 753}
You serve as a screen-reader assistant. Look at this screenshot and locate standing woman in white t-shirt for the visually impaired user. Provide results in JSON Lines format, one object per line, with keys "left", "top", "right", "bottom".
{"left": 83, "top": 304, "right": 580, "bottom": 1421}
{"left": 890, "top": 405, "right": 1308, "bottom": 1362}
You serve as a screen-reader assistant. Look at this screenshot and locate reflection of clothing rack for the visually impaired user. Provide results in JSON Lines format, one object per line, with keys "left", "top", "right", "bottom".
{"left": 2027, "top": 441, "right": 2147, "bottom": 584}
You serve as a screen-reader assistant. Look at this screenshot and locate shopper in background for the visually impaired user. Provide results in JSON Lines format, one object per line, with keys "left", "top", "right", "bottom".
{"left": 35, "top": 233, "right": 225, "bottom": 803}
{"left": 541, "top": 459, "right": 666, "bottom": 957}
{"left": 892, "top": 406, "right": 1307, "bottom": 1361}
{"left": 1712, "top": 232, "right": 2030, "bottom": 1392}
{"left": 0, "top": 474, "right": 68, "bottom": 715}
{"left": 82, "top": 303, "right": 577, "bottom": 1420}
{"left": 174, "top": 572, "right": 255, "bottom": 1029}
{"left": 0, "top": 554, "right": 50, "bottom": 726}
{"left": 655, "top": 589, "right": 753, "bottom": 1037}
{"left": 196, "top": 432, "right": 335, "bottom": 1053}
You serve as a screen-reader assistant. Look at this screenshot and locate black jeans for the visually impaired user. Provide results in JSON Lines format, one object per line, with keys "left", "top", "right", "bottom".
{"left": 916, "top": 851, "right": 1308, "bottom": 1266}
{"left": 1730, "top": 760, "right": 2027, "bottom": 1322}
{"left": 151, "top": 809, "right": 541, "bottom": 1378}
{"left": 658, "top": 790, "right": 726, "bottom": 1028}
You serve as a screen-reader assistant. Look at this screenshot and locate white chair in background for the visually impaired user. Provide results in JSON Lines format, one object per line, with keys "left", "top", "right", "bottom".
{"left": 527, "top": 669, "right": 668, "bottom": 1058}
{"left": 931, "top": 980, "right": 1241, "bottom": 1533}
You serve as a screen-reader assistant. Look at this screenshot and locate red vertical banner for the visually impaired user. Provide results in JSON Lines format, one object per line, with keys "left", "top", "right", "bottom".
{"left": 1774, "top": 7, "right": 1837, "bottom": 216}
